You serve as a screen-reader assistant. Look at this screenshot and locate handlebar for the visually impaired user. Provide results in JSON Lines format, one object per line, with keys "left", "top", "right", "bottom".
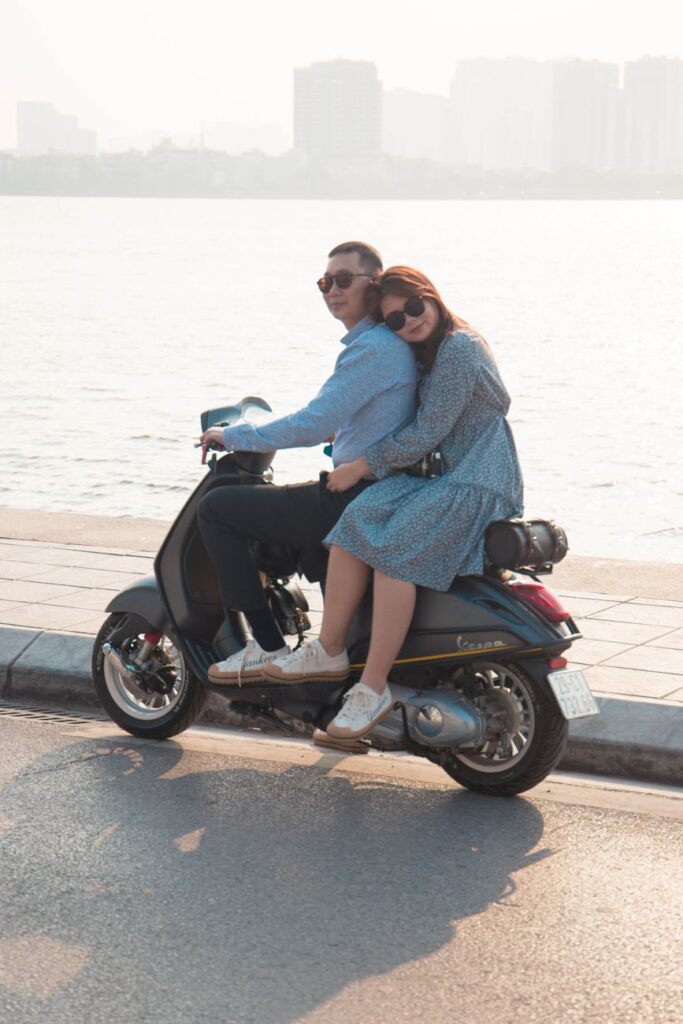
{"left": 194, "top": 440, "right": 223, "bottom": 465}
{"left": 196, "top": 395, "right": 273, "bottom": 469}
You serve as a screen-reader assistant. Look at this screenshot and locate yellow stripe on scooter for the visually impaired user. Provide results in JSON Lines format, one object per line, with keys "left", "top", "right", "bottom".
{"left": 348, "top": 643, "right": 533, "bottom": 671}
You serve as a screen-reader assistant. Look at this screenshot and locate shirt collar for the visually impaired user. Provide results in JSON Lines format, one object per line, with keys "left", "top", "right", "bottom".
{"left": 340, "top": 315, "right": 373, "bottom": 347}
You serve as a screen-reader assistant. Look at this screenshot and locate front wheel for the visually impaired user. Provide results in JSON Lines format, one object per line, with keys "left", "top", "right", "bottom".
{"left": 440, "top": 661, "right": 568, "bottom": 797}
{"left": 92, "top": 613, "right": 209, "bottom": 739}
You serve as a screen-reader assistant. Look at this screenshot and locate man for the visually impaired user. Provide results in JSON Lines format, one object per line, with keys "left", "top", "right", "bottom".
{"left": 197, "top": 241, "right": 417, "bottom": 684}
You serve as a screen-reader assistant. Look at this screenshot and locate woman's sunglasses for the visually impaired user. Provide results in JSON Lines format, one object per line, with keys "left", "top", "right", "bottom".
{"left": 384, "top": 296, "right": 426, "bottom": 333}
{"left": 316, "top": 271, "right": 373, "bottom": 293}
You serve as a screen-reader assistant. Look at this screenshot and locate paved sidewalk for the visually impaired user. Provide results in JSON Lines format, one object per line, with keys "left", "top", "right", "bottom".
{"left": 1, "top": 532, "right": 682, "bottom": 785}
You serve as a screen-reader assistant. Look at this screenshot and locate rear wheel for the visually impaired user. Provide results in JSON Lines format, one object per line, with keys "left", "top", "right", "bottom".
{"left": 92, "top": 613, "right": 209, "bottom": 739}
{"left": 440, "top": 661, "right": 568, "bottom": 796}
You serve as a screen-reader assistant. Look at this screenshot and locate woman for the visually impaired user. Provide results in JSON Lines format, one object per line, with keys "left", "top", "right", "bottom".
{"left": 264, "top": 266, "right": 524, "bottom": 740}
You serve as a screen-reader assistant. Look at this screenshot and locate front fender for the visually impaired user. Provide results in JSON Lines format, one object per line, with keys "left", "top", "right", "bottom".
{"left": 105, "top": 575, "right": 168, "bottom": 632}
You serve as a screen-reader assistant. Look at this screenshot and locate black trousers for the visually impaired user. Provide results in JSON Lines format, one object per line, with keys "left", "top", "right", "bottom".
{"left": 197, "top": 474, "right": 373, "bottom": 613}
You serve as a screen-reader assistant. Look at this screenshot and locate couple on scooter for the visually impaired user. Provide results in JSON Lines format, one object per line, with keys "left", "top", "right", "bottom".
{"left": 198, "top": 240, "right": 523, "bottom": 743}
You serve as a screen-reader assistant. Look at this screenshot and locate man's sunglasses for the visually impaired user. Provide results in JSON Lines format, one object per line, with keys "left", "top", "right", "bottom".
{"left": 384, "top": 296, "right": 426, "bottom": 333}
{"left": 317, "top": 271, "right": 373, "bottom": 293}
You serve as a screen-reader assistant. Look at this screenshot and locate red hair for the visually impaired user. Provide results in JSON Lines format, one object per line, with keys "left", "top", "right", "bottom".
{"left": 367, "top": 266, "right": 473, "bottom": 371}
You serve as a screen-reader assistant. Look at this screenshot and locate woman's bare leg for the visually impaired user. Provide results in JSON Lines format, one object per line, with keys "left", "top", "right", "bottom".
{"left": 318, "top": 545, "right": 371, "bottom": 656}
{"left": 360, "top": 570, "right": 416, "bottom": 695}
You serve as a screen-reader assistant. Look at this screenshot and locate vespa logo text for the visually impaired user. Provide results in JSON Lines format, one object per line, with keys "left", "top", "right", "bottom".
{"left": 455, "top": 634, "right": 506, "bottom": 652}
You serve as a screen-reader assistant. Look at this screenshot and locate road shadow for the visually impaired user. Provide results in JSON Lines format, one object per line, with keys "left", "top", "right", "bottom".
{"left": 0, "top": 734, "right": 551, "bottom": 1022}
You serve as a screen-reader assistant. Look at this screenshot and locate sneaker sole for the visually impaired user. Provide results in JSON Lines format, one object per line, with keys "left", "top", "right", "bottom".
{"left": 261, "top": 665, "right": 349, "bottom": 684}
{"left": 207, "top": 666, "right": 268, "bottom": 684}
{"left": 326, "top": 701, "right": 395, "bottom": 740}
{"left": 312, "top": 728, "right": 370, "bottom": 755}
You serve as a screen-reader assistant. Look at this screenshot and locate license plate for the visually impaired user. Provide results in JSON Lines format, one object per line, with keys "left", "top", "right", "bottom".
{"left": 547, "top": 669, "right": 600, "bottom": 720}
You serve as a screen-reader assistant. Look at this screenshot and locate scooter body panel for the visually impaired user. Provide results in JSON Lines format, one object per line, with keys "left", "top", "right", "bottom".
{"left": 154, "top": 457, "right": 246, "bottom": 644}
{"left": 345, "top": 574, "right": 578, "bottom": 682}
{"left": 105, "top": 575, "right": 169, "bottom": 633}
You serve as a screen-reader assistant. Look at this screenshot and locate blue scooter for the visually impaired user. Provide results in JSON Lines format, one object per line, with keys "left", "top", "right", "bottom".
{"left": 92, "top": 398, "right": 598, "bottom": 796}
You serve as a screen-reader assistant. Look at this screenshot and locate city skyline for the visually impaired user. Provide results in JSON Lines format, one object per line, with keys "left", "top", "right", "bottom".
{"left": 10, "top": 54, "right": 683, "bottom": 181}
{"left": 2, "top": 0, "right": 682, "bottom": 151}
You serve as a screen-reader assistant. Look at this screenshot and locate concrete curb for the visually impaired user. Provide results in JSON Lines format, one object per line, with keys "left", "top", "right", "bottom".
{"left": 562, "top": 695, "right": 683, "bottom": 785}
{"left": 1, "top": 625, "right": 681, "bottom": 787}
{"left": 0, "top": 626, "right": 260, "bottom": 732}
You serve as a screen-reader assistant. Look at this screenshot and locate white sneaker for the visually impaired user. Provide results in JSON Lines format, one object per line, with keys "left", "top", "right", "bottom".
{"left": 208, "top": 639, "right": 289, "bottom": 686}
{"left": 262, "top": 638, "right": 349, "bottom": 684}
{"left": 312, "top": 728, "right": 370, "bottom": 754}
{"left": 326, "top": 682, "right": 394, "bottom": 739}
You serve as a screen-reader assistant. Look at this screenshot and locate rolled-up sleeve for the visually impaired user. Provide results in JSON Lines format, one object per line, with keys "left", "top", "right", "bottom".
{"left": 366, "top": 333, "right": 481, "bottom": 479}
{"left": 222, "top": 336, "right": 390, "bottom": 453}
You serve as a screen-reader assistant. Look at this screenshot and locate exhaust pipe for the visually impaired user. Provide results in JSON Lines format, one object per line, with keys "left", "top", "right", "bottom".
{"left": 369, "top": 684, "right": 486, "bottom": 749}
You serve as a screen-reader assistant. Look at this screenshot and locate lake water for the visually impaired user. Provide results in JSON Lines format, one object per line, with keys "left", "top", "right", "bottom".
{"left": 0, "top": 196, "right": 681, "bottom": 563}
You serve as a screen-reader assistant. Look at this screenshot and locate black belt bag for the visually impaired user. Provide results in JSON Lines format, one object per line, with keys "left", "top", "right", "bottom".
{"left": 485, "top": 518, "right": 568, "bottom": 575}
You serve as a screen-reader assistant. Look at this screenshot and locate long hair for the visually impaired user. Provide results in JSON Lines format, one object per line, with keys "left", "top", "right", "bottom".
{"left": 367, "top": 266, "right": 473, "bottom": 371}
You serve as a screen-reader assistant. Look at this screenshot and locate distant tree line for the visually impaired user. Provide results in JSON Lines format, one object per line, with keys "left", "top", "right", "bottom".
{"left": 0, "top": 148, "right": 681, "bottom": 199}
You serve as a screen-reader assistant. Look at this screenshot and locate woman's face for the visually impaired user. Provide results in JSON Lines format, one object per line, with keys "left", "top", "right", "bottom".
{"left": 381, "top": 293, "right": 440, "bottom": 345}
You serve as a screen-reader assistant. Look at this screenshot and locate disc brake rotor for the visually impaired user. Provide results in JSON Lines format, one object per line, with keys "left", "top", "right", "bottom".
{"left": 103, "top": 635, "right": 186, "bottom": 721}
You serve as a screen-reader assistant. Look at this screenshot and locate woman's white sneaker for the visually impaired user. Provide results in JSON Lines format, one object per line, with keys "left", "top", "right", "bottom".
{"left": 326, "top": 682, "right": 394, "bottom": 739}
{"left": 262, "top": 638, "right": 349, "bottom": 683}
{"left": 208, "top": 639, "right": 289, "bottom": 685}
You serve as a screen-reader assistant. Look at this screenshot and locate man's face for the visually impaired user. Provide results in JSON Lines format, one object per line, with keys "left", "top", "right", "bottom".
{"left": 321, "top": 251, "right": 373, "bottom": 329}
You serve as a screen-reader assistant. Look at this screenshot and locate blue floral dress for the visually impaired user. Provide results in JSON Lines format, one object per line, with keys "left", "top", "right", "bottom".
{"left": 324, "top": 331, "right": 524, "bottom": 591}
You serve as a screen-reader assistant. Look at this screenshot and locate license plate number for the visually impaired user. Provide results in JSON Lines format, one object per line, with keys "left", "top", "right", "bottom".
{"left": 548, "top": 669, "right": 600, "bottom": 720}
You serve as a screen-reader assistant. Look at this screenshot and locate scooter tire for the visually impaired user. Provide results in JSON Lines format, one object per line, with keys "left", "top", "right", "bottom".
{"left": 440, "top": 661, "right": 568, "bottom": 797}
{"left": 92, "top": 613, "right": 209, "bottom": 740}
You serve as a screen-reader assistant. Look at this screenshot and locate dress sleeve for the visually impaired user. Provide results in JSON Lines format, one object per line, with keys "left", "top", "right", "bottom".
{"left": 221, "top": 335, "right": 389, "bottom": 453}
{"left": 366, "top": 333, "right": 482, "bottom": 479}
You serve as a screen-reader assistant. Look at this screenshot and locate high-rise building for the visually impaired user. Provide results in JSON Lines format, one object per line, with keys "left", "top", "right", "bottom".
{"left": 619, "top": 57, "right": 683, "bottom": 173}
{"left": 293, "top": 60, "right": 381, "bottom": 160}
{"left": 448, "top": 59, "right": 553, "bottom": 171}
{"left": 551, "top": 60, "right": 620, "bottom": 172}
{"left": 383, "top": 89, "right": 449, "bottom": 162}
{"left": 17, "top": 102, "right": 97, "bottom": 155}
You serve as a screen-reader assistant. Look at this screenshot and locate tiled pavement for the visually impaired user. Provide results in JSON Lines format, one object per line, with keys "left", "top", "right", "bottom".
{"left": 0, "top": 537, "right": 682, "bottom": 705}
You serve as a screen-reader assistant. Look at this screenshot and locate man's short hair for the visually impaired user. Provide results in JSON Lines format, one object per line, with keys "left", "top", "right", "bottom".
{"left": 328, "top": 241, "right": 383, "bottom": 276}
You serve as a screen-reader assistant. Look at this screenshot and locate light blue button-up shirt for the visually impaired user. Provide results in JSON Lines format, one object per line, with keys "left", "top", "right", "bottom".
{"left": 222, "top": 317, "right": 417, "bottom": 467}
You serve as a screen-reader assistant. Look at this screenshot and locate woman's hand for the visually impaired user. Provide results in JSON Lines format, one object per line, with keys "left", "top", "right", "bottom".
{"left": 199, "top": 427, "right": 226, "bottom": 449}
{"left": 326, "top": 457, "right": 373, "bottom": 492}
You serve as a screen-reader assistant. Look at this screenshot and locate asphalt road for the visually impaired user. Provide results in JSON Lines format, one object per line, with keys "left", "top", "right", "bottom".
{"left": 0, "top": 710, "right": 681, "bottom": 1024}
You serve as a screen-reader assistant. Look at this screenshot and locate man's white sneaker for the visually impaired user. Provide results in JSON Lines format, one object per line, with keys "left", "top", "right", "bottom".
{"left": 326, "top": 682, "right": 394, "bottom": 739}
{"left": 208, "top": 639, "right": 289, "bottom": 686}
{"left": 262, "top": 639, "right": 349, "bottom": 684}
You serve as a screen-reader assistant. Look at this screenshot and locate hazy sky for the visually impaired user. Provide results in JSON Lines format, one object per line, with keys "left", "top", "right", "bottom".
{"left": 2, "top": 0, "right": 682, "bottom": 149}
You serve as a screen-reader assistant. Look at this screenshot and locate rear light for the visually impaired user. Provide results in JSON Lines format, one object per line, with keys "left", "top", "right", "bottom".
{"left": 509, "top": 582, "right": 570, "bottom": 622}
{"left": 548, "top": 657, "right": 568, "bottom": 670}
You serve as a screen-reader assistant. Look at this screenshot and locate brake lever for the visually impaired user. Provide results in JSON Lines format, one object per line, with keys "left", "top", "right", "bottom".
{"left": 194, "top": 441, "right": 210, "bottom": 465}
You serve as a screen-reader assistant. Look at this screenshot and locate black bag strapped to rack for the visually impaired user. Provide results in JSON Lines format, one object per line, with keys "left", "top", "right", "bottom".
{"left": 485, "top": 518, "right": 568, "bottom": 574}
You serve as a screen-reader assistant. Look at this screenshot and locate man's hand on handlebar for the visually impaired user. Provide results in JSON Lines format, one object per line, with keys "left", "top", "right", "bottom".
{"left": 199, "top": 428, "right": 226, "bottom": 449}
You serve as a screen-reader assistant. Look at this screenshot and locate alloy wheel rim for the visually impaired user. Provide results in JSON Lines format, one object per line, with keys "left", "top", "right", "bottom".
{"left": 455, "top": 662, "right": 536, "bottom": 772}
{"left": 103, "top": 635, "right": 186, "bottom": 721}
